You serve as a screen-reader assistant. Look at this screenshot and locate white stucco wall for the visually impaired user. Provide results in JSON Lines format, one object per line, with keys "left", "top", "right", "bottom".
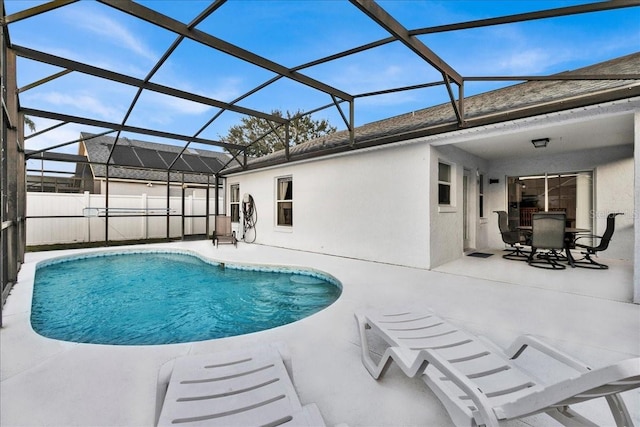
{"left": 224, "top": 113, "right": 636, "bottom": 273}
{"left": 486, "top": 144, "right": 634, "bottom": 261}
{"left": 227, "top": 143, "right": 432, "bottom": 269}
{"left": 429, "top": 144, "right": 489, "bottom": 268}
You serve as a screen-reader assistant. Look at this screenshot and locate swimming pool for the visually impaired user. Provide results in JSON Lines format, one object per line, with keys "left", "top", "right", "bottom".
{"left": 31, "top": 250, "right": 341, "bottom": 345}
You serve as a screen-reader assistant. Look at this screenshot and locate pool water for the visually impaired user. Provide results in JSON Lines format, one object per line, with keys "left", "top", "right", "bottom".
{"left": 31, "top": 251, "right": 341, "bottom": 345}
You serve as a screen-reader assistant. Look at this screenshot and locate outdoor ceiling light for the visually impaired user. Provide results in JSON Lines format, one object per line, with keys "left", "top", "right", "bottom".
{"left": 531, "top": 138, "right": 549, "bottom": 148}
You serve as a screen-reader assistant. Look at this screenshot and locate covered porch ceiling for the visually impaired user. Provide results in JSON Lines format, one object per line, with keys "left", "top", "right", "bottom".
{"left": 434, "top": 103, "right": 636, "bottom": 161}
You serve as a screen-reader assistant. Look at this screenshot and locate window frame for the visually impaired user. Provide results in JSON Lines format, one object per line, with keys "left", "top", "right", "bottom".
{"left": 438, "top": 161, "right": 452, "bottom": 206}
{"left": 275, "top": 176, "right": 293, "bottom": 228}
{"left": 229, "top": 183, "right": 240, "bottom": 223}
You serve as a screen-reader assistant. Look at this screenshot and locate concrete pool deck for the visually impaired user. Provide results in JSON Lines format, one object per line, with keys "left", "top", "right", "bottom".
{"left": 1, "top": 240, "right": 639, "bottom": 426}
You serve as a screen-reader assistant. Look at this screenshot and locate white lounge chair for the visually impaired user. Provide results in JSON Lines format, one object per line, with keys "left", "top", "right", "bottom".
{"left": 155, "top": 344, "right": 326, "bottom": 426}
{"left": 356, "top": 310, "right": 640, "bottom": 427}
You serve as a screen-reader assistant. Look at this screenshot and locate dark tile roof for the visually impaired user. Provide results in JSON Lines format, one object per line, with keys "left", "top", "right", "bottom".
{"left": 225, "top": 52, "right": 640, "bottom": 173}
{"left": 81, "top": 133, "right": 231, "bottom": 184}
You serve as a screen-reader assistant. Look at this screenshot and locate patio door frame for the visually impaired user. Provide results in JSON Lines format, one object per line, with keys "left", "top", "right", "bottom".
{"left": 507, "top": 170, "right": 594, "bottom": 231}
{"left": 463, "top": 168, "right": 473, "bottom": 251}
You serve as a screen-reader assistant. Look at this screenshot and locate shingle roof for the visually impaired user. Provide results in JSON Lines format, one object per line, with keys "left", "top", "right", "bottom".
{"left": 81, "top": 133, "right": 231, "bottom": 184}
{"left": 225, "top": 52, "right": 640, "bottom": 173}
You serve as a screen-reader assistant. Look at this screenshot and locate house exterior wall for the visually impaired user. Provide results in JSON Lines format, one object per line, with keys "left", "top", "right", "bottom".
{"left": 429, "top": 144, "right": 489, "bottom": 268}
{"left": 225, "top": 117, "right": 636, "bottom": 275}
{"left": 228, "top": 143, "right": 432, "bottom": 269}
{"left": 486, "top": 144, "right": 634, "bottom": 261}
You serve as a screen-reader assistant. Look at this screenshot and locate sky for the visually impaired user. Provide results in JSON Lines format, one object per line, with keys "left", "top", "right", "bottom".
{"left": 4, "top": 0, "right": 640, "bottom": 174}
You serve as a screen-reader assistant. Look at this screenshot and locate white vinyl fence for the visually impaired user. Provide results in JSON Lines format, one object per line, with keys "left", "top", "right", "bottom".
{"left": 26, "top": 192, "right": 222, "bottom": 246}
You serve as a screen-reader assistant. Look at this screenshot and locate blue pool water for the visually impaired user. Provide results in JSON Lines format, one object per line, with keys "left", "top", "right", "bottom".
{"left": 31, "top": 251, "right": 341, "bottom": 345}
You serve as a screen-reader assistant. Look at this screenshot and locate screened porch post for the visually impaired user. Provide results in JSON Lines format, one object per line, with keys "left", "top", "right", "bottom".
{"left": 105, "top": 164, "right": 109, "bottom": 245}
{"left": 214, "top": 174, "right": 220, "bottom": 219}
{"left": 205, "top": 174, "right": 211, "bottom": 238}
{"left": 166, "top": 170, "right": 170, "bottom": 240}
{"left": 181, "top": 172, "right": 185, "bottom": 240}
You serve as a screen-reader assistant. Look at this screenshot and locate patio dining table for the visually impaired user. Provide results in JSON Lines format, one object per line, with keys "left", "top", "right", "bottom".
{"left": 518, "top": 226, "right": 589, "bottom": 267}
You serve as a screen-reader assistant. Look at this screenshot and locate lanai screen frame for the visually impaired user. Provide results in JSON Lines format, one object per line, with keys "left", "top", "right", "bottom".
{"left": 2, "top": 0, "right": 640, "bottom": 326}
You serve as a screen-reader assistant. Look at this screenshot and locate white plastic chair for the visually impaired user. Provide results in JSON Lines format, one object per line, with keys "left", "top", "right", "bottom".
{"left": 156, "top": 344, "right": 326, "bottom": 426}
{"left": 356, "top": 309, "right": 639, "bottom": 427}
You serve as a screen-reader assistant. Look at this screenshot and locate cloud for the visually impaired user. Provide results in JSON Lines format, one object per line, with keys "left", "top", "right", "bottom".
{"left": 206, "top": 78, "right": 245, "bottom": 103}
{"left": 31, "top": 91, "right": 123, "bottom": 122}
{"left": 496, "top": 49, "right": 552, "bottom": 75}
{"left": 24, "top": 119, "right": 86, "bottom": 152}
{"left": 356, "top": 86, "right": 421, "bottom": 107}
{"left": 330, "top": 61, "right": 437, "bottom": 95}
{"left": 143, "top": 91, "right": 213, "bottom": 116}
{"left": 64, "top": 6, "right": 157, "bottom": 62}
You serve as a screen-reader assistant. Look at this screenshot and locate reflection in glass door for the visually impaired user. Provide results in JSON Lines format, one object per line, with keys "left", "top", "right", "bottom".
{"left": 507, "top": 171, "right": 593, "bottom": 230}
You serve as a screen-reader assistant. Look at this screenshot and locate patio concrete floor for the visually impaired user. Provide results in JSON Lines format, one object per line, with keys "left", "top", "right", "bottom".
{"left": 1, "top": 241, "right": 638, "bottom": 426}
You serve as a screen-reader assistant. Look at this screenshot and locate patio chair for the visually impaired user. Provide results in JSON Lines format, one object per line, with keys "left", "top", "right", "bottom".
{"left": 572, "top": 212, "right": 623, "bottom": 269}
{"left": 494, "top": 211, "right": 529, "bottom": 261}
{"left": 212, "top": 215, "right": 237, "bottom": 248}
{"left": 355, "top": 309, "right": 640, "bottom": 427}
{"left": 527, "top": 212, "right": 567, "bottom": 269}
{"left": 155, "top": 343, "right": 327, "bottom": 426}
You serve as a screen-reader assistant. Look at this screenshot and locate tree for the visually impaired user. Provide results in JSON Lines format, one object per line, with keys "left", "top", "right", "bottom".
{"left": 222, "top": 109, "right": 336, "bottom": 157}
{"left": 25, "top": 116, "right": 36, "bottom": 132}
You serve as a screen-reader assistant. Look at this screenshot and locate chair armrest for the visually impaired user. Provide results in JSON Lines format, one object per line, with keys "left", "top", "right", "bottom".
{"left": 505, "top": 335, "right": 591, "bottom": 372}
{"left": 573, "top": 234, "right": 601, "bottom": 244}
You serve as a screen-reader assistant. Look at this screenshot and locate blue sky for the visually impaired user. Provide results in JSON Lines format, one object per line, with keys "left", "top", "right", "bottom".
{"left": 4, "top": 0, "right": 639, "bottom": 172}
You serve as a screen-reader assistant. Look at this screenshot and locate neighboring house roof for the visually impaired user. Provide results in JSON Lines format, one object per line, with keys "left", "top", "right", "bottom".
{"left": 80, "top": 133, "right": 231, "bottom": 184}
{"left": 225, "top": 52, "right": 640, "bottom": 174}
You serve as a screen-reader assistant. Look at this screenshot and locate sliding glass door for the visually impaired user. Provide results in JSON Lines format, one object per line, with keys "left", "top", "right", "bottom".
{"left": 507, "top": 171, "right": 593, "bottom": 230}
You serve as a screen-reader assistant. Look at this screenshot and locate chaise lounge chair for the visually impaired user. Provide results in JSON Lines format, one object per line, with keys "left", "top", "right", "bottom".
{"left": 155, "top": 344, "right": 326, "bottom": 426}
{"left": 355, "top": 309, "right": 639, "bottom": 427}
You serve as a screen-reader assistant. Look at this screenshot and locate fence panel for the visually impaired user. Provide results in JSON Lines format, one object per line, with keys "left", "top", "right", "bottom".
{"left": 26, "top": 193, "right": 89, "bottom": 245}
{"left": 26, "top": 192, "right": 218, "bottom": 245}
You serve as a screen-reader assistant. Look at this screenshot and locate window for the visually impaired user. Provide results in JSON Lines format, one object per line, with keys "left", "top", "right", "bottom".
{"left": 507, "top": 171, "right": 593, "bottom": 230}
{"left": 478, "top": 174, "right": 484, "bottom": 217}
{"left": 438, "top": 162, "right": 451, "bottom": 205}
{"left": 230, "top": 184, "right": 240, "bottom": 222}
{"left": 276, "top": 177, "right": 293, "bottom": 226}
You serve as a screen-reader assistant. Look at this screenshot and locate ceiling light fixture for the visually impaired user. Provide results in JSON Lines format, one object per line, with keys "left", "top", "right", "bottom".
{"left": 531, "top": 138, "right": 549, "bottom": 148}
